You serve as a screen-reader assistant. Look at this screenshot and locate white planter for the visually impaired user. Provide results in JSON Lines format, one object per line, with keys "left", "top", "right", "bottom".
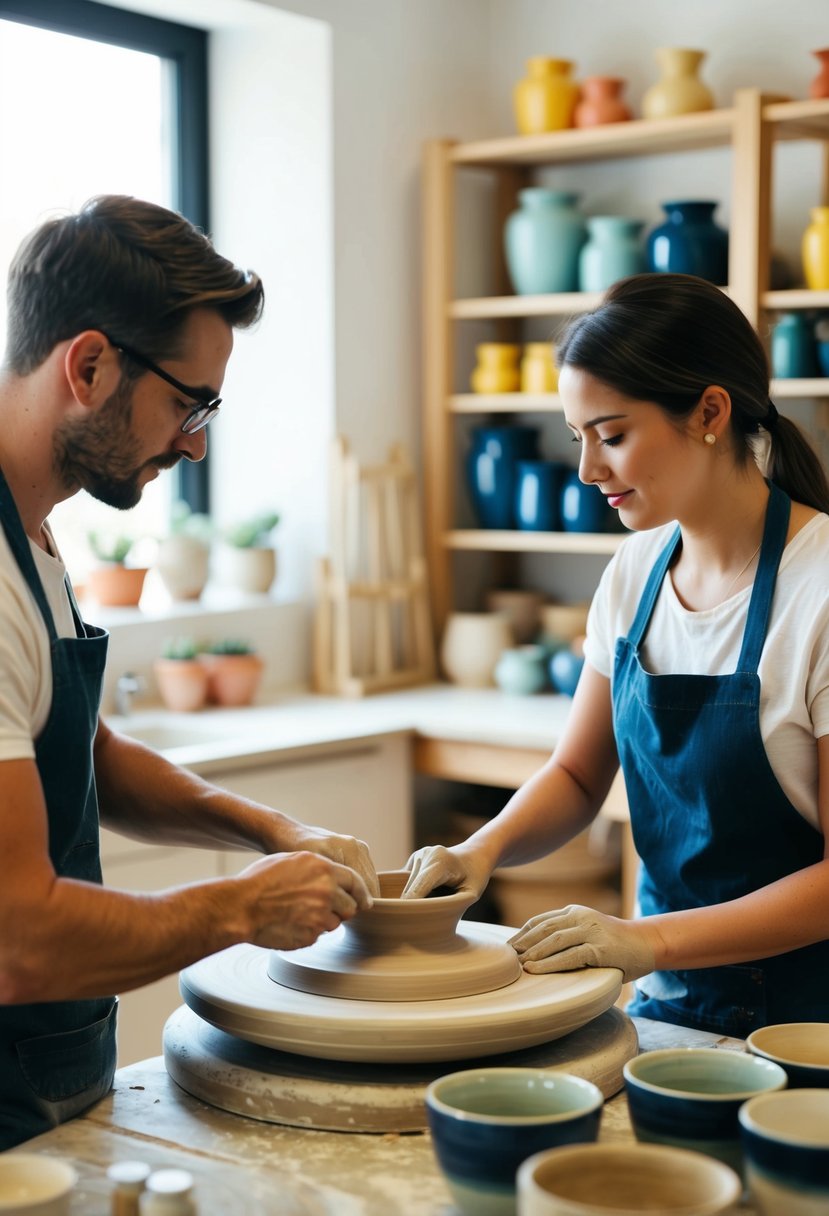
{"left": 218, "top": 545, "right": 277, "bottom": 594}
{"left": 440, "top": 612, "right": 512, "bottom": 688}
{"left": 154, "top": 535, "right": 210, "bottom": 601}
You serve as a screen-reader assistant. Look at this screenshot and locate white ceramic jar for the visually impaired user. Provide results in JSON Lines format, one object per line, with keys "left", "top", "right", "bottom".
{"left": 440, "top": 612, "right": 512, "bottom": 688}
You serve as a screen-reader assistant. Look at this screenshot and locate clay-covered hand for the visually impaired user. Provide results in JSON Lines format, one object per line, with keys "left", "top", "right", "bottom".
{"left": 401, "top": 844, "right": 491, "bottom": 900}
{"left": 239, "top": 851, "right": 373, "bottom": 950}
{"left": 508, "top": 904, "right": 656, "bottom": 984}
{"left": 277, "top": 824, "right": 380, "bottom": 898}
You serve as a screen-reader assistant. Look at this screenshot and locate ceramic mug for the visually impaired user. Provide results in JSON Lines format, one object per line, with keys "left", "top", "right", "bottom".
{"left": 0, "top": 1153, "right": 78, "bottom": 1214}
{"left": 740, "top": 1088, "right": 829, "bottom": 1216}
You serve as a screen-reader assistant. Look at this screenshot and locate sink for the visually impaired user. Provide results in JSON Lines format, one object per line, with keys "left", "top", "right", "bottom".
{"left": 118, "top": 722, "right": 236, "bottom": 751}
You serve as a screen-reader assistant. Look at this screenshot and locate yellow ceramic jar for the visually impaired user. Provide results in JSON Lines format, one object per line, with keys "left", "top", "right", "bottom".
{"left": 520, "top": 343, "right": 559, "bottom": 394}
{"left": 802, "top": 206, "right": 829, "bottom": 290}
{"left": 470, "top": 343, "right": 521, "bottom": 393}
{"left": 513, "top": 57, "right": 579, "bottom": 135}
{"left": 642, "top": 48, "right": 714, "bottom": 120}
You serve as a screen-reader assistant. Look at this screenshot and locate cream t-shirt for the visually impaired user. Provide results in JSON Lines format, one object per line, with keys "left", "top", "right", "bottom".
{"left": 0, "top": 522, "right": 77, "bottom": 761}
{"left": 584, "top": 513, "right": 829, "bottom": 829}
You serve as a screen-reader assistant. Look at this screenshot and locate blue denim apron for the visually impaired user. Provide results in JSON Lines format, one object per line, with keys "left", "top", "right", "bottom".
{"left": 616, "top": 482, "right": 829, "bottom": 1036}
{"left": 0, "top": 467, "right": 117, "bottom": 1149}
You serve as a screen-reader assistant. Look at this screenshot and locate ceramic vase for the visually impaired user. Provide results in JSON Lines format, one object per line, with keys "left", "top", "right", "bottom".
{"left": 646, "top": 200, "right": 729, "bottom": 284}
{"left": 470, "top": 343, "right": 521, "bottom": 393}
{"left": 578, "top": 216, "right": 645, "bottom": 292}
{"left": 548, "top": 647, "right": 586, "bottom": 697}
{"left": 513, "top": 57, "right": 579, "bottom": 134}
{"left": 504, "top": 188, "right": 586, "bottom": 295}
{"left": 771, "top": 313, "right": 818, "bottom": 379}
{"left": 520, "top": 342, "right": 558, "bottom": 394}
{"left": 802, "top": 206, "right": 829, "bottom": 290}
{"left": 574, "top": 76, "right": 632, "bottom": 127}
{"left": 466, "top": 424, "right": 539, "bottom": 529}
{"left": 494, "top": 645, "right": 549, "bottom": 695}
{"left": 440, "top": 612, "right": 513, "bottom": 688}
{"left": 514, "top": 460, "right": 565, "bottom": 531}
{"left": 485, "top": 588, "right": 543, "bottom": 644}
{"left": 809, "top": 48, "right": 829, "bottom": 99}
{"left": 560, "top": 469, "right": 613, "bottom": 533}
{"left": 642, "top": 47, "right": 714, "bottom": 120}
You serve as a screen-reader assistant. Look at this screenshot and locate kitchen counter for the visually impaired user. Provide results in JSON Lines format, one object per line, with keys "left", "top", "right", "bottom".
{"left": 23, "top": 1016, "right": 755, "bottom": 1214}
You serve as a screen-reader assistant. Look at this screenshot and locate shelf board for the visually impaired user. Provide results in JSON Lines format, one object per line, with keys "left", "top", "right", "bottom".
{"left": 450, "top": 108, "right": 737, "bottom": 168}
{"left": 450, "top": 393, "right": 563, "bottom": 413}
{"left": 770, "top": 378, "right": 829, "bottom": 397}
{"left": 762, "top": 96, "right": 829, "bottom": 140}
{"left": 763, "top": 289, "right": 829, "bottom": 310}
{"left": 450, "top": 292, "right": 602, "bottom": 319}
{"left": 446, "top": 529, "right": 624, "bottom": 555}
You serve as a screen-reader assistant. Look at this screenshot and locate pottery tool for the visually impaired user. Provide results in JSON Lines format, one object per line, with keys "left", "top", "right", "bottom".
{"left": 313, "top": 436, "right": 436, "bottom": 696}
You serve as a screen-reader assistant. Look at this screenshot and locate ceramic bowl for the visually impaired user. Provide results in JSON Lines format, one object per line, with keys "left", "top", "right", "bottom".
{"left": 0, "top": 1154, "right": 77, "bottom": 1214}
{"left": 747, "top": 1023, "right": 829, "bottom": 1088}
{"left": 739, "top": 1088, "right": 829, "bottom": 1216}
{"left": 539, "top": 603, "right": 589, "bottom": 646}
{"left": 516, "top": 1142, "right": 742, "bottom": 1215}
{"left": 426, "top": 1067, "right": 603, "bottom": 1216}
{"left": 623, "top": 1047, "right": 787, "bottom": 1174}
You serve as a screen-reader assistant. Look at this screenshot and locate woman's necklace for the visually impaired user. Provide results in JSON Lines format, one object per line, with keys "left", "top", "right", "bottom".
{"left": 720, "top": 540, "right": 763, "bottom": 601}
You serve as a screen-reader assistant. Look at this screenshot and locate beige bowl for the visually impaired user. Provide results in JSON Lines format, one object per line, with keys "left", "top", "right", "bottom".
{"left": 540, "top": 603, "right": 590, "bottom": 645}
{"left": 0, "top": 1154, "right": 77, "bottom": 1215}
{"left": 517, "top": 1142, "right": 741, "bottom": 1215}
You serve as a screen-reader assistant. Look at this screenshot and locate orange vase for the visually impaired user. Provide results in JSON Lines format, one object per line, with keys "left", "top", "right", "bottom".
{"left": 809, "top": 48, "right": 829, "bottom": 99}
{"left": 574, "top": 77, "right": 632, "bottom": 127}
{"left": 513, "top": 57, "right": 579, "bottom": 134}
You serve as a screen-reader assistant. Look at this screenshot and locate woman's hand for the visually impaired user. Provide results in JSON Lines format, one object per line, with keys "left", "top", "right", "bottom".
{"left": 509, "top": 904, "right": 657, "bottom": 984}
{"left": 401, "top": 844, "right": 492, "bottom": 899}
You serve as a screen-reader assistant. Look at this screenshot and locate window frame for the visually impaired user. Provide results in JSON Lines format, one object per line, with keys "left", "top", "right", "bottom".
{"left": 0, "top": 0, "right": 210, "bottom": 511}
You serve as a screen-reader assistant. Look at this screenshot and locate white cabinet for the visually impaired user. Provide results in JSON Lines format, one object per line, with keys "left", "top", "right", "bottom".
{"left": 101, "top": 733, "right": 413, "bottom": 1065}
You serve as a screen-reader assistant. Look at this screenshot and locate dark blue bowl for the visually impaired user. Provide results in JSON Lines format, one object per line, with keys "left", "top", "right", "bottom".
{"left": 740, "top": 1089, "right": 829, "bottom": 1211}
{"left": 747, "top": 1024, "right": 829, "bottom": 1088}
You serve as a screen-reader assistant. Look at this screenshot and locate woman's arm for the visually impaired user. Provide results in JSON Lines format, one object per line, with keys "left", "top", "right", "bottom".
{"left": 403, "top": 663, "right": 619, "bottom": 897}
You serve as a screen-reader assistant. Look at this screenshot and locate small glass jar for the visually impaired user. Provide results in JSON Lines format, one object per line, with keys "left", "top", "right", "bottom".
{"left": 108, "top": 1161, "right": 151, "bottom": 1216}
{"left": 138, "top": 1169, "right": 197, "bottom": 1215}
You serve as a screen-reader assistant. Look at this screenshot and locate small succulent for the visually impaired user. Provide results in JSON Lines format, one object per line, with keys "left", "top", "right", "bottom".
{"left": 161, "top": 636, "right": 201, "bottom": 661}
{"left": 222, "top": 511, "right": 279, "bottom": 549}
{"left": 204, "top": 638, "right": 257, "bottom": 656}
{"left": 87, "top": 530, "right": 135, "bottom": 565}
{"left": 169, "top": 500, "right": 213, "bottom": 546}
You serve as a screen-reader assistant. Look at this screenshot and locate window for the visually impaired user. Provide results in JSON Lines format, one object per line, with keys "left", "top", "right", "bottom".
{"left": 0, "top": 0, "right": 208, "bottom": 579}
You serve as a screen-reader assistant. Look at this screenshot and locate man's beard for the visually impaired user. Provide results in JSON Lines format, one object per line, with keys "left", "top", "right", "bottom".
{"left": 53, "top": 381, "right": 180, "bottom": 510}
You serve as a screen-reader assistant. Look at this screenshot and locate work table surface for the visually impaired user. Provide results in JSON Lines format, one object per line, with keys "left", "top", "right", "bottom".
{"left": 25, "top": 1016, "right": 755, "bottom": 1214}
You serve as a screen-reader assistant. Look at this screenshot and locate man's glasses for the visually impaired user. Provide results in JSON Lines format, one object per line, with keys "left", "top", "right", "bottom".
{"left": 104, "top": 335, "right": 221, "bottom": 434}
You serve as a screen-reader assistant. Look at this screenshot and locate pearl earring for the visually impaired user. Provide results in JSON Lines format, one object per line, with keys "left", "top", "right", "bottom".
{"left": 704, "top": 433, "right": 717, "bottom": 446}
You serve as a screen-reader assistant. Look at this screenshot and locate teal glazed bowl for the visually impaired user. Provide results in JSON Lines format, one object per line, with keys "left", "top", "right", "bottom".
{"left": 747, "top": 1023, "right": 829, "bottom": 1088}
{"left": 426, "top": 1067, "right": 603, "bottom": 1216}
{"left": 740, "top": 1088, "right": 829, "bottom": 1216}
{"left": 623, "top": 1047, "right": 787, "bottom": 1175}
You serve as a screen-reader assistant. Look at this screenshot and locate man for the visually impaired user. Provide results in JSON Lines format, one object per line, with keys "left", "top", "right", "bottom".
{"left": 0, "top": 195, "right": 377, "bottom": 1149}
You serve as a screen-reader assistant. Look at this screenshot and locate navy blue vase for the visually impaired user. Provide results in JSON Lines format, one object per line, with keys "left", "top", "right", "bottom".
{"left": 466, "top": 426, "right": 539, "bottom": 529}
{"left": 560, "top": 470, "right": 612, "bottom": 533}
{"left": 646, "top": 200, "right": 729, "bottom": 285}
{"left": 514, "top": 460, "right": 566, "bottom": 531}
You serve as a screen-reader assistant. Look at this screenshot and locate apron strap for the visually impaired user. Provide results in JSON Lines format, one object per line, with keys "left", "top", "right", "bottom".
{"left": 626, "top": 525, "right": 681, "bottom": 649}
{"left": 0, "top": 466, "right": 59, "bottom": 642}
{"left": 736, "top": 480, "right": 791, "bottom": 674}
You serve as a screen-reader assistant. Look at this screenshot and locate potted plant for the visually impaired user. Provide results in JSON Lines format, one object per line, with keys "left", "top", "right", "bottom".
{"left": 85, "top": 530, "right": 149, "bottom": 607}
{"left": 153, "top": 637, "right": 209, "bottom": 712}
{"left": 219, "top": 510, "right": 280, "bottom": 594}
{"left": 154, "top": 500, "right": 213, "bottom": 602}
{"left": 199, "top": 638, "right": 265, "bottom": 707}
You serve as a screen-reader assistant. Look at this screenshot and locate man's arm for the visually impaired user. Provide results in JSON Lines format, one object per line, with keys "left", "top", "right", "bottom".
{"left": 93, "top": 716, "right": 380, "bottom": 894}
{"left": 0, "top": 755, "right": 371, "bottom": 1004}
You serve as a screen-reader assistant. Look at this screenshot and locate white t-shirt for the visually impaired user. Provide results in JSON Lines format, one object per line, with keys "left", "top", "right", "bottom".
{"left": 0, "top": 522, "right": 77, "bottom": 762}
{"left": 584, "top": 513, "right": 829, "bottom": 829}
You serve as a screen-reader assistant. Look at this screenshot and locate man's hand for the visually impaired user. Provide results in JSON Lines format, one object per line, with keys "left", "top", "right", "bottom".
{"left": 401, "top": 844, "right": 491, "bottom": 900}
{"left": 508, "top": 904, "right": 656, "bottom": 984}
{"left": 276, "top": 825, "right": 380, "bottom": 898}
{"left": 237, "top": 851, "right": 372, "bottom": 950}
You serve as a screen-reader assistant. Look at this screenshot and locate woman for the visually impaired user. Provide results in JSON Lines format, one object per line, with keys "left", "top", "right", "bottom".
{"left": 404, "top": 273, "right": 829, "bottom": 1035}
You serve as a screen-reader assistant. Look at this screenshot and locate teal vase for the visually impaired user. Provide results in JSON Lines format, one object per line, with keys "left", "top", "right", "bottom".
{"left": 504, "top": 188, "right": 586, "bottom": 295}
{"left": 645, "top": 200, "right": 729, "bottom": 284}
{"left": 771, "top": 313, "right": 818, "bottom": 379}
{"left": 578, "top": 216, "right": 645, "bottom": 292}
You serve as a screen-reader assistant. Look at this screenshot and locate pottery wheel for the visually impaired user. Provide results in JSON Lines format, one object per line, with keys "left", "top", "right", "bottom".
{"left": 164, "top": 1003, "right": 638, "bottom": 1133}
{"left": 179, "top": 926, "right": 622, "bottom": 1063}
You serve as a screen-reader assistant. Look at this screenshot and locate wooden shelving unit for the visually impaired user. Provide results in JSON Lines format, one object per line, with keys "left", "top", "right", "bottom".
{"left": 422, "top": 89, "right": 829, "bottom": 633}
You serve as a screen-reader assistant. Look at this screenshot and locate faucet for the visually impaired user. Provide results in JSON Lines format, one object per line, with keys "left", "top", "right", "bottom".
{"left": 115, "top": 671, "right": 145, "bottom": 716}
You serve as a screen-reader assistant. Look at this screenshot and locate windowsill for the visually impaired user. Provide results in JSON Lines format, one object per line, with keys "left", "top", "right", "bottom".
{"left": 83, "top": 581, "right": 284, "bottom": 632}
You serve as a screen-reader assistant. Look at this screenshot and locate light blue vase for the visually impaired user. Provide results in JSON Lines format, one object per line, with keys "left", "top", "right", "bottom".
{"left": 578, "top": 216, "right": 645, "bottom": 292}
{"left": 504, "top": 188, "right": 586, "bottom": 295}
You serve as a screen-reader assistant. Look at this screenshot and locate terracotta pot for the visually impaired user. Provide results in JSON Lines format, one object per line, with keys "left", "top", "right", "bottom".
{"left": 199, "top": 653, "right": 264, "bottom": 706}
{"left": 809, "top": 48, "right": 829, "bottom": 100}
{"left": 86, "top": 565, "right": 148, "bottom": 607}
{"left": 153, "top": 659, "right": 208, "bottom": 712}
{"left": 574, "top": 76, "right": 632, "bottom": 127}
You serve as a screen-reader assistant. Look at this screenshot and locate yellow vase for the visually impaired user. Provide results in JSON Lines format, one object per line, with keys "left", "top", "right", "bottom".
{"left": 642, "top": 48, "right": 714, "bottom": 120}
{"left": 802, "top": 206, "right": 829, "bottom": 290}
{"left": 513, "top": 57, "right": 579, "bottom": 135}
{"left": 520, "top": 343, "right": 559, "bottom": 394}
{"left": 471, "top": 344, "right": 521, "bottom": 393}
